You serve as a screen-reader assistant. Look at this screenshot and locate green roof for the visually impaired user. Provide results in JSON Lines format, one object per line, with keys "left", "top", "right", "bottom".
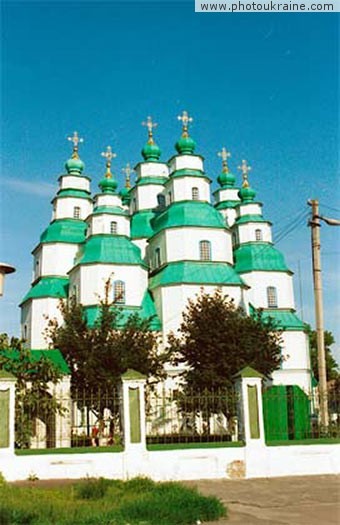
{"left": 169, "top": 168, "right": 211, "bottom": 181}
{"left": 40, "top": 219, "right": 87, "bottom": 244}
{"left": 84, "top": 291, "right": 161, "bottom": 330}
{"left": 75, "top": 235, "right": 145, "bottom": 266}
{"left": 151, "top": 201, "right": 225, "bottom": 235}
{"left": 54, "top": 189, "right": 92, "bottom": 200}
{"left": 92, "top": 206, "right": 128, "bottom": 216}
{"left": 215, "top": 200, "right": 240, "bottom": 210}
{"left": 149, "top": 261, "right": 245, "bottom": 289}
{"left": 136, "top": 177, "right": 167, "bottom": 186}
{"left": 234, "top": 366, "right": 264, "bottom": 379}
{"left": 0, "top": 349, "right": 70, "bottom": 375}
{"left": 250, "top": 306, "right": 306, "bottom": 331}
{"left": 130, "top": 210, "right": 155, "bottom": 239}
{"left": 234, "top": 243, "right": 291, "bottom": 273}
{"left": 235, "top": 214, "right": 271, "bottom": 225}
{"left": 20, "top": 276, "right": 69, "bottom": 305}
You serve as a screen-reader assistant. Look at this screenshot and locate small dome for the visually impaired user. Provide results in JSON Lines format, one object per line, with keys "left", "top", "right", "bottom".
{"left": 175, "top": 135, "right": 196, "bottom": 155}
{"left": 99, "top": 176, "right": 118, "bottom": 194}
{"left": 65, "top": 156, "right": 85, "bottom": 175}
{"left": 238, "top": 185, "right": 256, "bottom": 203}
{"left": 218, "top": 170, "right": 236, "bottom": 188}
{"left": 120, "top": 186, "right": 131, "bottom": 205}
{"left": 142, "top": 140, "right": 161, "bottom": 162}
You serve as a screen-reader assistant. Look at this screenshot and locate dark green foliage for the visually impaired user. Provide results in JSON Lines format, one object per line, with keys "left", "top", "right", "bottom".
{"left": 45, "top": 282, "right": 168, "bottom": 392}
{"left": 306, "top": 326, "right": 339, "bottom": 381}
{"left": 0, "top": 334, "right": 63, "bottom": 448}
{"left": 169, "top": 289, "right": 282, "bottom": 392}
{"left": 0, "top": 477, "right": 226, "bottom": 525}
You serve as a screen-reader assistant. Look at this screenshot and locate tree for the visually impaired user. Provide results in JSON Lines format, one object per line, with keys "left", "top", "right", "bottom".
{"left": 168, "top": 290, "right": 282, "bottom": 391}
{"left": 0, "top": 333, "right": 64, "bottom": 448}
{"left": 306, "top": 326, "right": 339, "bottom": 382}
{"left": 45, "top": 282, "right": 168, "bottom": 393}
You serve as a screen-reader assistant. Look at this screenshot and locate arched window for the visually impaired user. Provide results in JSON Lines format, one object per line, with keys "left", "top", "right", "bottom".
{"left": 114, "top": 280, "right": 126, "bottom": 304}
{"left": 155, "top": 247, "right": 161, "bottom": 268}
{"left": 110, "top": 221, "right": 118, "bottom": 234}
{"left": 255, "top": 229, "right": 263, "bottom": 241}
{"left": 232, "top": 232, "right": 238, "bottom": 246}
{"left": 199, "top": 240, "right": 211, "bottom": 261}
{"left": 157, "top": 194, "right": 166, "bottom": 208}
{"left": 73, "top": 206, "right": 81, "bottom": 219}
{"left": 267, "top": 286, "right": 278, "bottom": 308}
{"left": 23, "top": 325, "right": 27, "bottom": 341}
{"left": 167, "top": 191, "right": 172, "bottom": 205}
{"left": 192, "top": 187, "right": 199, "bottom": 200}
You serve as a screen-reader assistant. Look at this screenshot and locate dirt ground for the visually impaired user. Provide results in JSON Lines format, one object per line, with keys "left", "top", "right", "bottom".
{"left": 13, "top": 474, "right": 340, "bottom": 525}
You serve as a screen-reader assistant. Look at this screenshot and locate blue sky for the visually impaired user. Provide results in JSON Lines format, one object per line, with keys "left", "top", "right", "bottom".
{"left": 1, "top": 3, "right": 339, "bottom": 360}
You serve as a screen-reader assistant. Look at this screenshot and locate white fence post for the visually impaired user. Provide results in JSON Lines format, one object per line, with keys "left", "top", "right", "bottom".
{"left": 0, "top": 371, "right": 16, "bottom": 454}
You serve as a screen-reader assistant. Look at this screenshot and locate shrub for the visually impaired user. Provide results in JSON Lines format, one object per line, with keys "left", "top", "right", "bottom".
{"left": 74, "top": 477, "right": 111, "bottom": 500}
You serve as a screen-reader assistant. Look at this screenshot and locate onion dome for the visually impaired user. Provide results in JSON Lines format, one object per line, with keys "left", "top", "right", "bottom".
{"left": 120, "top": 163, "right": 133, "bottom": 205}
{"left": 237, "top": 159, "right": 256, "bottom": 202}
{"left": 65, "top": 131, "right": 85, "bottom": 174}
{"left": 141, "top": 116, "right": 161, "bottom": 161}
{"left": 217, "top": 147, "right": 235, "bottom": 187}
{"left": 99, "top": 145, "right": 118, "bottom": 194}
{"left": 175, "top": 110, "right": 196, "bottom": 155}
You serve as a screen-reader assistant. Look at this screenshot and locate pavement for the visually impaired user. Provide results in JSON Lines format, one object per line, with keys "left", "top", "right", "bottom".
{"left": 185, "top": 475, "right": 340, "bottom": 525}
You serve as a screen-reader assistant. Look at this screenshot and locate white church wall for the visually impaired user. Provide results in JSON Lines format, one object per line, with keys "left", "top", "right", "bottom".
{"left": 90, "top": 216, "right": 130, "bottom": 237}
{"left": 240, "top": 271, "right": 295, "bottom": 309}
{"left": 131, "top": 238, "right": 148, "bottom": 260}
{"left": 272, "top": 369, "right": 311, "bottom": 392}
{"left": 21, "top": 302, "right": 32, "bottom": 344}
{"left": 27, "top": 298, "right": 63, "bottom": 349}
{"left": 95, "top": 194, "right": 122, "bottom": 208}
{"left": 216, "top": 188, "right": 240, "bottom": 204}
{"left": 237, "top": 203, "right": 262, "bottom": 217}
{"left": 237, "top": 223, "right": 272, "bottom": 244}
{"left": 135, "top": 184, "right": 165, "bottom": 210}
{"left": 147, "top": 232, "right": 167, "bottom": 271}
{"left": 164, "top": 228, "right": 233, "bottom": 264}
{"left": 55, "top": 197, "right": 92, "bottom": 221}
{"left": 280, "top": 331, "right": 311, "bottom": 371}
{"left": 60, "top": 175, "right": 90, "bottom": 192}
{"left": 168, "top": 155, "right": 204, "bottom": 174}
{"left": 37, "top": 243, "right": 79, "bottom": 278}
{"left": 136, "top": 162, "right": 169, "bottom": 178}
{"left": 168, "top": 177, "right": 211, "bottom": 203}
{"left": 74, "top": 264, "right": 148, "bottom": 306}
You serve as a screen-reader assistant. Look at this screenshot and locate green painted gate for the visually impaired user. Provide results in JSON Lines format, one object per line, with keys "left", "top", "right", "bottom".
{"left": 262, "top": 385, "right": 311, "bottom": 441}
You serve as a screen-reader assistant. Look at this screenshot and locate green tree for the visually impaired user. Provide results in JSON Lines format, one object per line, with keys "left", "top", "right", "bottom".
{"left": 45, "top": 283, "right": 168, "bottom": 393}
{"left": 169, "top": 290, "right": 282, "bottom": 390}
{"left": 0, "top": 334, "right": 63, "bottom": 448}
{"left": 306, "top": 327, "right": 339, "bottom": 382}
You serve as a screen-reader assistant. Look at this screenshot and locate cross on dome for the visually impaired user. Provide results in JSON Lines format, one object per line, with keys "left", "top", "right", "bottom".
{"left": 122, "top": 163, "right": 133, "bottom": 188}
{"left": 217, "top": 147, "right": 231, "bottom": 172}
{"left": 177, "top": 110, "right": 193, "bottom": 136}
{"left": 142, "top": 116, "right": 158, "bottom": 142}
{"left": 101, "top": 146, "right": 117, "bottom": 178}
{"left": 67, "top": 131, "right": 84, "bottom": 159}
{"left": 238, "top": 159, "right": 252, "bottom": 187}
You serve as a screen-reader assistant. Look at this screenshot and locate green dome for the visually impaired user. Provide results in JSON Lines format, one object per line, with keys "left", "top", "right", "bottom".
{"left": 120, "top": 186, "right": 131, "bottom": 205}
{"left": 75, "top": 235, "right": 144, "bottom": 266}
{"left": 218, "top": 170, "right": 236, "bottom": 188}
{"left": 238, "top": 185, "right": 256, "bottom": 203}
{"left": 234, "top": 242, "right": 290, "bottom": 273}
{"left": 142, "top": 140, "right": 161, "bottom": 162}
{"left": 65, "top": 156, "right": 85, "bottom": 175}
{"left": 175, "top": 135, "right": 196, "bottom": 155}
{"left": 99, "top": 176, "right": 118, "bottom": 194}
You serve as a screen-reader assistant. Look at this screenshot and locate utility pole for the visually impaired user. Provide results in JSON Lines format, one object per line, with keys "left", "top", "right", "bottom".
{"left": 308, "top": 199, "right": 329, "bottom": 429}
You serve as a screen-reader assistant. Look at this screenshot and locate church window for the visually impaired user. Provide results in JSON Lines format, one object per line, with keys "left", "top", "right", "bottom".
{"left": 168, "top": 191, "right": 172, "bottom": 205}
{"left": 255, "top": 229, "right": 262, "bottom": 241}
{"left": 114, "top": 280, "right": 126, "bottom": 304}
{"left": 155, "top": 247, "right": 161, "bottom": 268}
{"left": 232, "top": 232, "right": 238, "bottom": 246}
{"left": 267, "top": 286, "right": 278, "bottom": 308}
{"left": 23, "top": 325, "right": 27, "bottom": 341}
{"left": 157, "top": 194, "right": 166, "bottom": 208}
{"left": 73, "top": 206, "right": 81, "bottom": 219}
{"left": 110, "top": 221, "right": 118, "bottom": 234}
{"left": 199, "top": 240, "right": 211, "bottom": 261}
{"left": 192, "top": 187, "right": 199, "bottom": 200}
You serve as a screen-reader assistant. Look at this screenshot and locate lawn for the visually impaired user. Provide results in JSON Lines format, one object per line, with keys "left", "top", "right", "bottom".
{"left": 0, "top": 476, "right": 226, "bottom": 525}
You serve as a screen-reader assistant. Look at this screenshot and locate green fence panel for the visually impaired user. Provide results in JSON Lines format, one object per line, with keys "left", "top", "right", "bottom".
{"left": 247, "top": 385, "right": 260, "bottom": 439}
{"left": 0, "top": 389, "right": 10, "bottom": 448}
{"left": 263, "top": 385, "right": 289, "bottom": 441}
{"left": 129, "top": 387, "right": 141, "bottom": 443}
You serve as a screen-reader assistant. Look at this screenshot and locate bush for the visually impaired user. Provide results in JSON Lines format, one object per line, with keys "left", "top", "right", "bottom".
{"left": 74, "top": 477, "right": 111, "bottom": 500}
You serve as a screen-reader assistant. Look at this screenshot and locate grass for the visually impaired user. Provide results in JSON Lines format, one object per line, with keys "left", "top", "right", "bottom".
{"left": 147, "top": 440, "right": 244, "bottom": 451}
{"left": 0, "top": 477, "right": 226, "bottom": 525}
{"left": 15, "top": 445, "right": 123, "bottom": 456}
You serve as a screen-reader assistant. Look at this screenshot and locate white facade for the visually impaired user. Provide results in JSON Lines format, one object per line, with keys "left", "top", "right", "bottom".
{"left": 32, "top": 243, "right": 80, "bottom": 281}
{"left": 21, "top": 297, "right": 63, "bottom": 348}
{"left": 241, "top": 271, "right": 295, "bottom": 309}
{"left": 53, "top": 196, "right": 92, "bottom": 221}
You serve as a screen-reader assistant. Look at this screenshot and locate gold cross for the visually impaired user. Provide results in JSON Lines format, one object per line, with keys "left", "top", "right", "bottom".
{"left": 67, "top": 131, "right": 84, "bottom": 158}
{"left": 177, "top": 110, "right": 193, "bottom": 135}
{"left": 101, "top": 146, "right": 117, "bottom": 177}
{"left": 217, "top": 147, "right": 231, "bottom": 172}
{"left": 238, "top": 159, "right": 252, "bottom": 187}
{"left": 122, "top": 163, "right": 133, "bottom": 188}
{"left": 142, "top": 116, "right": 158, "bottom": 141}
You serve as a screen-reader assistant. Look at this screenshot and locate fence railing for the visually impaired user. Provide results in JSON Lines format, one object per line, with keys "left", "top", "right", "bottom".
{"left": 145, "top": 387, "right": 240, "bottom": 444}
{"left": 15, "top": 388, "right": 122, "bottom": 450}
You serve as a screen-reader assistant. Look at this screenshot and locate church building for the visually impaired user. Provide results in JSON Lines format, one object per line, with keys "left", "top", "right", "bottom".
{"left": 20, "top": 112, "right": 311, "bottom": 392}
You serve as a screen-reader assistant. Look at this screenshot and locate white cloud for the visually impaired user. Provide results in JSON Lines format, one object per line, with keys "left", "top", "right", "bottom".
{"left": 2, "top": 178, "right": 56, "bottom": 197}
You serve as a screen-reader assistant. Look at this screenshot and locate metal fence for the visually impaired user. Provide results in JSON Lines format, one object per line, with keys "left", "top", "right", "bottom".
{"left": 15, "top": 388, "right": 122, "bottom": 450}
{"left": 145, "top": 387, "right": 240, "bottom": 444}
